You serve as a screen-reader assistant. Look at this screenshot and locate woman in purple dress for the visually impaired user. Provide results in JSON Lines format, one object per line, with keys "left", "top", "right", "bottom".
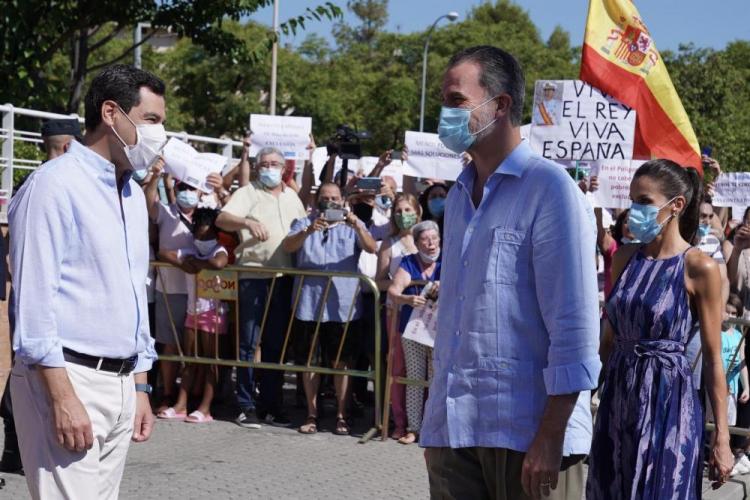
{"left": 587, "top": 159, "right": 733, "bottom": 499}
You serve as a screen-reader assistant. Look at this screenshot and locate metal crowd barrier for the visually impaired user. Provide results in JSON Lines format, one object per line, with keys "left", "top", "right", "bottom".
{"left": 151, "top": 261, "right": 383, "bottom": 443}
{"left": 381, "top": 279, "right": 434, "bottom": 441}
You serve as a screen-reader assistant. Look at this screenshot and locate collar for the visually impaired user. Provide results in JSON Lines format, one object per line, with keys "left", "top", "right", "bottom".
{"left": 456, "top": 140, "right": 532, "bottom": 191}
{"left": 68, "top": 140, "right": 119, "bottom": 186}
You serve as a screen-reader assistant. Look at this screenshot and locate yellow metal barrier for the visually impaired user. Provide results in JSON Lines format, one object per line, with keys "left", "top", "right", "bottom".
{"left": 152, "top": 261, "right": 383, "bottom": 443}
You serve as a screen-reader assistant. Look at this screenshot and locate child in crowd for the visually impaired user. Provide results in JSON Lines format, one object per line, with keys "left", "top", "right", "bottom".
{"left": 157, "top": 208, "right": 229, "bottom": 423}
{"left": 720, "top": 294, "right": 750, "bottom": 475}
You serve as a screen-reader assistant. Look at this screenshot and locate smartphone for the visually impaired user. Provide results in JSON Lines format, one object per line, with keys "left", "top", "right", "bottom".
{"left": 391, "top": 150, "right": 402, "bottom": 161}
{"left": 355, "top": 177, "right": 382, "bottom": 192}
{"left": 324, "top": 208, "right": 348, "bottom": 222}
{"left": 701, "top": 146, "right": 713, "bottom": 157}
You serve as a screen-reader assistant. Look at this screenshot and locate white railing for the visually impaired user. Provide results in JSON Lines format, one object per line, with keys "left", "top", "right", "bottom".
{"left": 0, "top": 103, "right": 243, "bottom": 223}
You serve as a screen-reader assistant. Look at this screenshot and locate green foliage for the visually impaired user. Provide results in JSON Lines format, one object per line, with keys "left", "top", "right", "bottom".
{"left": 1, "top": 0, "right": 747, "bottom": 169}
{"left": 665, "top": 41, "right": 750, "bottom": 172}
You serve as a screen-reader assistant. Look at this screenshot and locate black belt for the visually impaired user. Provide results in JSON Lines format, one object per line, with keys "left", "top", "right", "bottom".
{"left": 62, "top": 348, "right": 138, "bottom": 375}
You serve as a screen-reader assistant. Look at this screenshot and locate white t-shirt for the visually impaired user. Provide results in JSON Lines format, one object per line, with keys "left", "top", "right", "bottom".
{"left": 155, "top": 203, "right": 194, "bottom": 294}
{"left": 181, "top": 243, "right": 229, "bottom": 315}
{"left": 698, "top": 234, "right": 725, "bottom": 263}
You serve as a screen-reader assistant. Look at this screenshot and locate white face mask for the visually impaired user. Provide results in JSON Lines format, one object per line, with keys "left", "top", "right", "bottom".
{"left": 111, "top": 106, "right": 166, "bottom": 171}
{"left": 194, "top": 239, "right": 217, "bottom": 256}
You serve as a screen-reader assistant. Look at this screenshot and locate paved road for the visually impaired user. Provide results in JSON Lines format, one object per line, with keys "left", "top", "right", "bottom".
{"left": 0, "top": 416, "right": 428, "bottom": 499}
{"left": 3, "top": 416, "right": 749, "bottom": 499}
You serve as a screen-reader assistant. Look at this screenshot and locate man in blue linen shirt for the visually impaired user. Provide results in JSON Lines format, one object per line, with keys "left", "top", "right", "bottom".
{"left": 421, "top": 46, "right": 601, "bottom": 500}
{"left": 283, "top": 182, "right": 376, "bottom": 434}
{"left": 8, "top": 65, "right": 160, "bottom": 499}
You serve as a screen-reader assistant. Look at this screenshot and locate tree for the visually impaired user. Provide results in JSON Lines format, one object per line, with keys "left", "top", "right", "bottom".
{"left": 0, "top": 0, "right": 341, "bottom": 113}
{"left": 665, "top": 41, "right": 750, "bottom": 171}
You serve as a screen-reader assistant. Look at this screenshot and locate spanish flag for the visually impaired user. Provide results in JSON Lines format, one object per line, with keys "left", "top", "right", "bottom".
{"left": 580, "top": 0, "right": 702, "bottom": 172}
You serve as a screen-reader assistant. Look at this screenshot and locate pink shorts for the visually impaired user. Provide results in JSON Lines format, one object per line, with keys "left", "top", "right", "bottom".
{"left": 185, "top": 310, "right": 228, "bottom": 335}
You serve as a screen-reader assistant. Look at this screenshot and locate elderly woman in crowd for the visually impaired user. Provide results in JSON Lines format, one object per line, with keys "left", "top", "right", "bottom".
{"left": 375, "top": 194, "right": 421, "bottom": 439}
{"left": 388, "top": 220, "right": 441, "bottom": 445}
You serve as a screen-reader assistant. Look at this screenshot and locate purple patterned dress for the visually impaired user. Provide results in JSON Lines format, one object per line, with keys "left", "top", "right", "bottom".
{"left": 586, "top": 249, "right": 703, "bottom": 499}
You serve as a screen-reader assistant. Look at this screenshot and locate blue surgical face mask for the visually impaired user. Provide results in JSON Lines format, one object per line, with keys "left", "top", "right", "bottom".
{"left": 176, "top": 190, "right": 199, "bottom": 209}
{"left": 194, "top": 238, "right": 217, "bottom": 256}
{"left": 132, "top": 168, "right": 149, "bottom": 183}
{"left": 698, "top": 224, "right": 711, "bottom": 238}
{"left": 628, "top": 197, "right": 677, "bottom": 244}
{"left": 375, "top": 195, "right": 392, "bottom": 211}
{"left": 428, "top": 198, "right": 446, "bottom": 218}
{"left": 259, "top": 167, "right": 282, "bottom": 188}
{"left": 438, "top": 95, "right": 499, "bottom": 154}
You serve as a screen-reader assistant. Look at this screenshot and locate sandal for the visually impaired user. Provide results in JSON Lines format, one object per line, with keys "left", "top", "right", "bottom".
{"left": 390, "top": 427, "right": 406, "bottom": 441}
{"left": 157, "top": 407, "right": 187, "bottom": 420}
{"left": 398, "top": 432, "right": 418, "bottom": 445}
{"left": 333, "top": 417, "right": 350, "bottom": 436}
{"left": 184, "top": 410, "right": 214, "bottom": 424}
{"left": 298, "top": 415, "right": 318, "bottom": 434}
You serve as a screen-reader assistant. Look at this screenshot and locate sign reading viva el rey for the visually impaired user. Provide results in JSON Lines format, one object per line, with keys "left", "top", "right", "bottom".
{"left": 529, "top": 80, "right": 636, "bottom": 161}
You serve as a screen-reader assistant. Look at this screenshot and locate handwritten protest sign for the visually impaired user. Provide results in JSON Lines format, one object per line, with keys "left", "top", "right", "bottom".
{"left": 249, "top": 114, "right": 311, "bottom": 160}
{"left": 161, "top": 138, "right": 228, "bottom": 193}
{"left": 529, "top": 80, "right": 636, "bottom": 162}
{"left": 404, "top": 131, "right": 463, "bottom": 180}
{"left": 566, "top": 159, "right": 646, "bottom": 209}
{"left": 402, "top": 299, "right": 439, "bottom": 348}
{"left": 711, "top": 173, "right": 750, "bottom": 209}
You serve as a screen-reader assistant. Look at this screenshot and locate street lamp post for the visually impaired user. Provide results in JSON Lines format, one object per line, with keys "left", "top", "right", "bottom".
{"left": 270, "top": 0, "right": 280, "bottom": 115}
{"left": 419, "top": 12, "right": 459, "bottom": 132}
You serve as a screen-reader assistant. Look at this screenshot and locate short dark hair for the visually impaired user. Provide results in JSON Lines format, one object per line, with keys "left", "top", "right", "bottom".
{"left": 84, "top": 64, "right": 165, "bottom": 131}
{"left": 447, "top": 46, "right": 525, "bottom": 126}
{"left": 728, "top": 293, "right": 743, "bottom": 315}
{"left": 192, "top": 208, "right": 221, "bottom": 234}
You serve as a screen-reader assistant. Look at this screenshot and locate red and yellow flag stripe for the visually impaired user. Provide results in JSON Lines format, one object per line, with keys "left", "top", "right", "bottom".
{"left": 580, "top": 0, "right": 702, "bottom": 172}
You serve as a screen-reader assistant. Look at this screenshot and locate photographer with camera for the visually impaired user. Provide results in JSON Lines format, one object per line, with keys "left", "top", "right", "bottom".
{"left": 282, "top": 182, "right": 376, "bottom": 435}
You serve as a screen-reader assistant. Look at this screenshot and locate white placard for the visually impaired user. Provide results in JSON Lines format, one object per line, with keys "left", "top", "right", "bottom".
{"left": 161, "top": 138, "right": 227, "bottom": 193}
{"left": 402, "top": 300, "right": 438, "bottom": 348}
{"left": 249, "top": 114, "right": 311, "bottom": 160}
{"left": 557, "top": 159, "right": 645, "bottom": 209}
{"left": 529, "top": 80, "right": 636, "bottom": 162}
{"left": 404, "top": 131, "right": 464, "bottom": 181}
{"left": 712, "top": 173, "right": 750, "bottom": 208}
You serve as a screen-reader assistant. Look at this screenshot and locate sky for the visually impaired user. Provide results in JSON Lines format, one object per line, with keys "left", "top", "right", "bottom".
{"left": 249, "top": 0, "right": 748, "bottom": 52}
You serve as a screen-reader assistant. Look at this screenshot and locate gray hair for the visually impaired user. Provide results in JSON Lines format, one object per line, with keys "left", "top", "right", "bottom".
{"left": 412, "top": 220, "right": 440, "bottom": 241}
{"left": 255, "top": 146, "right": 285, "bottom": 165}
{"left": 447, "top": 45, "right": 525, "bottom": 126}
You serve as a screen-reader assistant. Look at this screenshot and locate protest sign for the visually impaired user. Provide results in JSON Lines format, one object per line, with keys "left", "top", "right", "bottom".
{"left": 529, "top": 80, "right": 636, "bottom": 161}
{"left": 403, "top": 131, "right": 463, "bottom": 180}
{"left": 249, "top": 114, "right": 311, "bottom": 160}
{"left": 711, "top": 173, "right": 750, "bottom": 209}
{"left": 161, "top": 138, "right": 227, "bottom": 193}
{"left": 402, "top": 299, "right": 439, "bottom": 348}
{"left": 567, "top": 159, "right": 646, "bottom": 209}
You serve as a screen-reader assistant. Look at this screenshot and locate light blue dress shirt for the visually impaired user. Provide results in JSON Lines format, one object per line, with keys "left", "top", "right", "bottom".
{"left": 420, "top": 141, "right": 601, "bottom": 455}
{"left": 9, "top": 141, "right": 157, "bottom": 372}
{"left": 290, "top": 215, "right": 364, "bottom": 323}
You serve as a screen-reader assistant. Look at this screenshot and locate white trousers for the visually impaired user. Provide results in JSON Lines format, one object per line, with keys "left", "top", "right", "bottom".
{"left": 10, "top": 361, "right": 136, "bottom": 500}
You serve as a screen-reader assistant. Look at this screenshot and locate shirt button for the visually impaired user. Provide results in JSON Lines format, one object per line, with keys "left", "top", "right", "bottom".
{"left": 459, "top": 295, "right": 464, "bottom": 301}
{"left": 468, "top": 227, "right": 474, "bottom": 233}
{"left": 463, "top": 260, "right": 468, "bottom": 267}
{"left": 455, "top": 330, "right": 460, "bottom": 336}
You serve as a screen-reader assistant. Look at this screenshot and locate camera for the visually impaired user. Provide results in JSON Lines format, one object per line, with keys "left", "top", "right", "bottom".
{"left": 326, "top": 125, "right": 370, "bottom": 160}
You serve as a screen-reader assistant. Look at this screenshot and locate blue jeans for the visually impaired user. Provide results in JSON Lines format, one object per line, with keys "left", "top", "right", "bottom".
{"left": 236, "top": 277, "right": 292, "bottom": 414}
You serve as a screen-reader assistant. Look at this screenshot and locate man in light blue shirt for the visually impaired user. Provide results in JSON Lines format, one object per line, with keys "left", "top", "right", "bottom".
{"left": 282, "top": 182, "right": 376, "bottom": 434}
{"left": 422, "top": 46, "right": 601, "bottom": 500}
{"left": 9, "top": 65, "right": 161, "bottom": 499}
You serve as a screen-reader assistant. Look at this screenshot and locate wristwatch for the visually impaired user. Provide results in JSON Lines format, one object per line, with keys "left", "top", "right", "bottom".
{"left": 135, "top": 383, "right": 153, "bottom": 395}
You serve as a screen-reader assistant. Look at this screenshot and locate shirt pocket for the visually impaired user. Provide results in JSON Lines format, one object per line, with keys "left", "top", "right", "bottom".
{"left": 487, "top": 227, "right": 530, "bottom": 285}
{"left": 474, "top": 355, "right": 515, "bottom": 434}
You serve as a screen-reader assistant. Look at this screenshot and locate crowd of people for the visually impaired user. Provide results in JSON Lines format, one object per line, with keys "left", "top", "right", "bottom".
{"left": 1, "top": 45, "right": 747, "bottom": 500}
